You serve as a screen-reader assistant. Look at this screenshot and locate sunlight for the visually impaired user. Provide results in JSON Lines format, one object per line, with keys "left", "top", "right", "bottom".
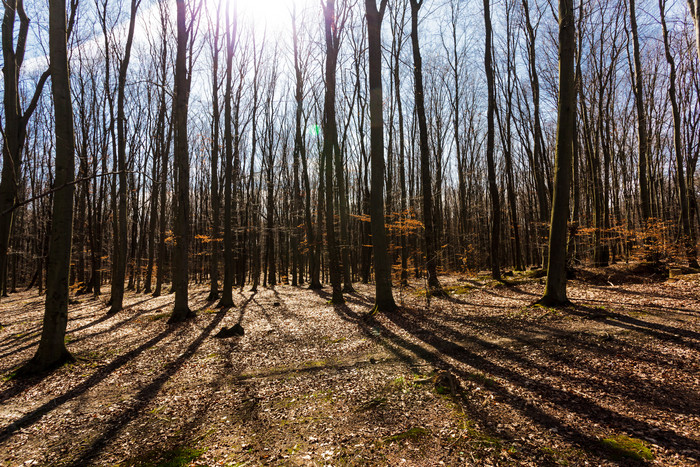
{"left": 207, "top": 0, "right": 316, "bottom": 32}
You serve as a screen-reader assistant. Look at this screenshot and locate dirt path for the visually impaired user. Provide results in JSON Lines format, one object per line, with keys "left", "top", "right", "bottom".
{"left": 1, "top": 273, "right": 699, "bottom": 466}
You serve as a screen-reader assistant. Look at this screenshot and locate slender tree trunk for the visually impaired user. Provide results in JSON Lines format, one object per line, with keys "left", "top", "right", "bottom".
{"left": 322, "top": 0, "right": 343, "bottom": 303}
{"left": 483, "top": 0, "right": 501, "bottom": 280}
{"left": 143, "top": 139, "right": 159, "bottom": 294}
{"left": 391, "top": 3, "right": 408, "bottom": 285}
{"left": 109, "top": 0, "right": 140, "bottom": 314}
{"left": 169, "top": 0, "right": 193, "bottom": 322}
{"left": 207, "top": 6, "right": 222, "bottom": 301}
{"left": 539, "top": 0, "right": 575, "bottom": 306}
{"left": 410, "top": 0, "right": 443, "bottom": 295}
{"left": 522, "top": 0, "right": 550, "bottom": 265}
{"left": 660, "top": 0, "right": 698, "bottom": 268}
{"left": 688, "top": 1, "right": 699, "bottom": 75}
{"left": 0, "top": 0, "right": 49, "bottom": 303}
{"left": 218, "top": 1, "right": 236, "bottom": 307}
{"left": 22, "top": 0, "right": 75, "bottom": 373}
{"left": 291, "top": 7, "right": 304, "bottom": 287}
{"left": 366, "top": 0, "right": 396, "bottom": 313}
{"left": 629, "top": 0, "right": 652, "bottom": 227}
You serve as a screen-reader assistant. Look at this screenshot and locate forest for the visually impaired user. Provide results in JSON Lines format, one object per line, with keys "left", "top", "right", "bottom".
{"left": 0, "top": 0, "right": 699, "bottom": 465}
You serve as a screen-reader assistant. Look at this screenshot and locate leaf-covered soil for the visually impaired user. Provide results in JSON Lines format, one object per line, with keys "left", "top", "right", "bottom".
{"left": 1, "top": 266, "right": 699, "bottom": 466}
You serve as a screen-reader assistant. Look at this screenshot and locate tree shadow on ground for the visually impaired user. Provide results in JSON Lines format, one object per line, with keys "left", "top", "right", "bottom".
{"left": 67, "top": 309, "right": 228, "bottom": 465}
{"left": 326, "top": 293, "right": 699, "bottom": 464}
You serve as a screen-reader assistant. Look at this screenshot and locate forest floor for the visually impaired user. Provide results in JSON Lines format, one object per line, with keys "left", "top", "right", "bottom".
{"left": 0, "top": 264, "right": 699, "bottom": 466}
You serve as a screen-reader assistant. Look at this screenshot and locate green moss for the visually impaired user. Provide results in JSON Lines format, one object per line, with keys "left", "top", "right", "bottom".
{"left": 384, "top": 427, "right": 429, "bottom": 443}
{"left": 601, "top": 435, "right": 653, "bottom": 461}
{"left": 322, "top": 336, "right": 347, "bottom": 344}
{"left": 357, "top": 397, "right": 387, "bottom": 411}
{"left": 465, "top": 371, "right": 496, "bottom": 388}
{"left": 147, "top": 312, "right": 170, "bottom": 322}
{"left": 124, "top": 445, "right": 205, "bottom": 467}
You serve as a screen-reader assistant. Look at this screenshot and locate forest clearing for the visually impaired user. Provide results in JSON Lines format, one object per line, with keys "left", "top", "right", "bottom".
{"left": 1, "top": 266, "right": 698, "bottom": 466}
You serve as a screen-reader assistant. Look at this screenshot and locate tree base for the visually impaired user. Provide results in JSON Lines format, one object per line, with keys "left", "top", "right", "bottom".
{"left": 533, "top": 295, "right": 572, "bottom": 308}
{"left": 167, "top": 308, "right": 195, "bottom": 324}
{"left": 342, "top": 284, "right": 356, "bottom": 293}
{"left": 368, "top": 298, "right": 397, "bottom": 317}
{"left": 427, "top": 287, "right": 448, "bottom": 298}
{"left": 16, "top": 349, "right": 75, "bottom": 377}
{"left": 308, "top": 282, "right": 323, "bottom": 290}
{"left": 107, "top": 303, "right": 122, "bottom": 315}
{"left": 206, "top": 291, "right": 220, "bottom": 302}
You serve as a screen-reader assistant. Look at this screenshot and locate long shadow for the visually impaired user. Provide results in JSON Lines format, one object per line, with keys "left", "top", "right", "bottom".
{"left": 0, "top": 324, "right": 177, "bottom": 437}
{"left": 0, "top": 303, "right": 166, "bottom": 365}
{"left": 68, "top": 310, "right": 227, "bottom": 465}
{"left": 68, "top": 302, "right": 171, "bottom": 347}
{"left": 570, "top": 305, "right": 700, "bottom": 348}
{"left": 311, "top": 288, "right": 373, "bottom": 309}
{"left": 380, "top": 310, "right": 700, "bottom": 459}
{"left": 595, "top": 284, "right": 699, "bottom": 303}
{"left": 414, "top": 309, "right": 699, "bottom": 417}
{"left": 329, "top": 303, "right": 613, "bottom": 461}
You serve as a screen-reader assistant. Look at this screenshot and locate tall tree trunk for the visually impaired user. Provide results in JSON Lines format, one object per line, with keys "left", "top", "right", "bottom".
{"left": 660, "top": 0, "right": 698, "bottom": 268}
{"left": 410, "top": 0, "right": 443, "bottom": 295}
{"left": 109, "top": 0, "right": 141, "bottom": 314}
{"left": 0, "top": 0, "right": 49, "bottom": 302}
{"left": 629, "top": 0, "right": 652, "bottom": 227}
{"left": 23, "top": 0, "right": 75, "bottom": 373}
{"left": 539, "top": 0, "right": 575, "bottom": 306}
{"left": 483, "top": 0, "right": 501, "bottom": 280}
{"left": 218, "top": 1, "right": 236, "bottom": 307}
{"left": 366, "top": 0, "right": 396, "bottom": 313}
{"left": 391, "top": 2, "right": 408, "bottom": 285}
{"left": 522, "top": 0, "right": 550, "bottom": 265}
{"left": 291, "top": 7, "right": 304, "bottom": 287}
{"left": 207, "top": 4, "right": 222, "bottom": 301}
{"left": 169, "top": 0, "right": 193, "bottom": 322}
{"left": 322, "top": 0, "right": 344, "bottom": 303}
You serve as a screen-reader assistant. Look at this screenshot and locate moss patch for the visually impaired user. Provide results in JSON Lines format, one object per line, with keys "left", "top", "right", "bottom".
{"left": 601, "top": 435, "right": 653, "bottom": 461}
{"left": 384, "top": 427, "right": 429, "bottom": 443}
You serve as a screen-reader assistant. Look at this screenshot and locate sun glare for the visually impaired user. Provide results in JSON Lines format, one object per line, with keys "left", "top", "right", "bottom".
{"left": 208, "top": 0, "right": 316, "bottom": 32}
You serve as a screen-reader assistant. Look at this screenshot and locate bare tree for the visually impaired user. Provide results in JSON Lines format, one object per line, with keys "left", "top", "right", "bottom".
{"left": 483, "top": 0, "right": 501, "bottom": 280}
{"left": 169, "top": 0, "right": 196, "bottom": 322}
{"left": 0, "top": 0, "right": 50, "bottom": 299}
{"left": 409, "top": 0, "right": 444, "bottom": 295}
{"left": 366, "top": 0, "right": 396, "bottom": 313}
{"left": 21, "top": 0, "right": 76, "bottom": 373}
{"left": 109, "top": 0, "right": 142, "bottom": 314}
{"left": 538, "top": 0, "right": 575, "bottom": 306}
{"left": 659, "top": 0, "right": 698, "bottom": 267}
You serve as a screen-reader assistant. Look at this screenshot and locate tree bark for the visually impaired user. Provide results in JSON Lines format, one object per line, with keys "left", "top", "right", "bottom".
{"left": 660, "top": 0, "right": 698, "bottom": 268}
{"left": 322, "top": 0, "right": 344, "bottom": 304}
{"left": 366, "top": 0, "right": 396, "bottom": 313}
{"left": 207, "top": 4, "right": 223, "bottom": 301}
{"left": 483, "top": 0, "right": 501, "bottom": 280}
{"left": 109, "top": 0, "right": 141, "bottom": 314}
{"left": 539, "top": 0, "right": 575, "bottom": 306}
{"left": 22, "top": 0, "right": 75, "bottom": 373}
{"left": 0, "top": 0, "right": 50, "bottom": 302}
{"left": 629, "top": 0, "right": 652, "bottom": 226}
{"left": 169, "top": 0, "right": 193, "bottom": 322}
{"left": 409, "top": 0, "right": 444, "bottom": 295}
{"left": 218, "top": 1, "right": 236, "bottom": 307}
